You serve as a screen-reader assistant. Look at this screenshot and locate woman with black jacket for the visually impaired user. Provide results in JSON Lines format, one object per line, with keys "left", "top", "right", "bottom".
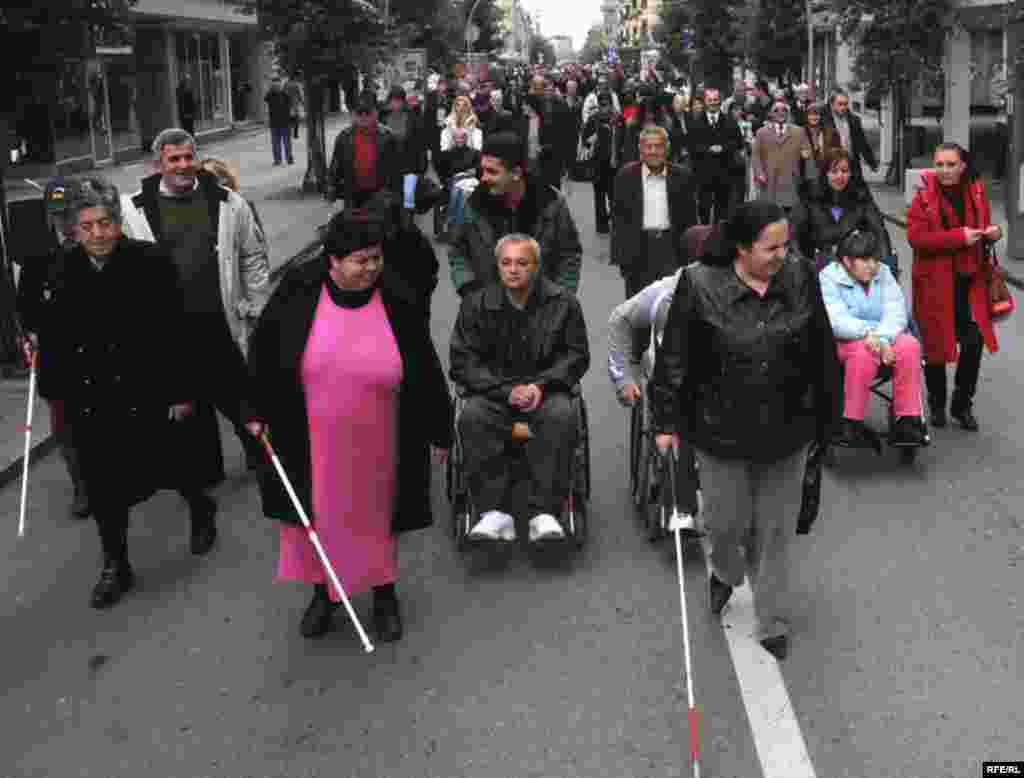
{"left": 790, "top": 147, "right": 891, "bottom": 263}
{"left": 650, "top": 201, "right": 841, "bottom": 660}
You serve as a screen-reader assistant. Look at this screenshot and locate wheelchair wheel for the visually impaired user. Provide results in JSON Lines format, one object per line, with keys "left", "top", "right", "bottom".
{"left": 577, "top": 394, "right": 591, "bottom": 501}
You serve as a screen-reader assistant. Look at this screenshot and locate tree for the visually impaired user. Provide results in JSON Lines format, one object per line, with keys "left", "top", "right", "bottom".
{"left": 529, "top": 36, "right": 556, "bottom": 67}
{"left": 579, "top": 26, "right": 609, "bottom": 66}
{"left": 831, "top": 0, "right": 955, "bottom": 186}
{"left": 237, "top": 0, "right": 393, "bottom": 194}
{"left": 0, "top": 1, "right": 137, "bottom": 368}
{"left": 657, "top": 0, "right": 741, "bottom": 90}
{"left": 653, "top": 0, "right": 692, "bottom": 74}
{"left": 752, "top": 0, "right": 806, "bottom": 81}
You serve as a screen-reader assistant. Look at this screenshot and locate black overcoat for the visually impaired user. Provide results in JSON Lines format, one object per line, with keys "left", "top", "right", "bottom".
{"left": 33, "top": 239, "right": 194, "bottom": 509}
{"left": 246, "top": 259, "right": 454, "bottom": 534}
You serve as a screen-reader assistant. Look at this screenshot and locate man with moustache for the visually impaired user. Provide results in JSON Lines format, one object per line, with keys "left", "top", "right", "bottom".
{"left": 688, "top": 88, "right": 744, "bottom": 224}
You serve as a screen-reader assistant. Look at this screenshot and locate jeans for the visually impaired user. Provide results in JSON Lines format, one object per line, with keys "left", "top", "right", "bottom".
{"left": 837, "top": 334, "right": 922, "bottom": 420}
{"left": 271, "top": 126, "right": 293, "bottom": 164}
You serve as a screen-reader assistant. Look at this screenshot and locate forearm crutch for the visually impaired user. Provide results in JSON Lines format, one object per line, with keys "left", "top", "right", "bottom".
{"left": 259, "top": 432, "right": 374, "bottom": 654}
{"left": 17, "top": 351, "right": 38, "bottom": 538}
{"left": 667, "top": 447, "right": 702, "bottom": 777}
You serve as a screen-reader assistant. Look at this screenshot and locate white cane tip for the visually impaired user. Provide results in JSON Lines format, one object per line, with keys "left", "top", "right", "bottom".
{"left": 363, "top": 644, "right": 375, "bottom": 654}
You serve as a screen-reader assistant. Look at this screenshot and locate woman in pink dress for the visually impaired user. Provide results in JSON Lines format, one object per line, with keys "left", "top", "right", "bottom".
{"left": 247, "top": 209, "right": 453, "bottom": 641}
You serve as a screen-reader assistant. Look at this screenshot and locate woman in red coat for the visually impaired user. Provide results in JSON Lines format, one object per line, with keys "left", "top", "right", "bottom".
{"left": 907, "top": 143, "right": 1002, "bottom": 430}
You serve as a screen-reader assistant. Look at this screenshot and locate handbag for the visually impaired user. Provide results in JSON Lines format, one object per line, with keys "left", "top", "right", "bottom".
{"left": 984, "top": 242, "right": 1014, "bottom": 321}
{"left": 796, "top": 440, "right": 825, "bottom": 535}
{"left": 569, "top": 137, "right": 594, "bottom": 182}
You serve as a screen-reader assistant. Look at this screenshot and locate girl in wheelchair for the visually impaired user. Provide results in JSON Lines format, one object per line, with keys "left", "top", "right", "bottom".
{"left": 820, "top": 228, "right": 927, "bottom": 450}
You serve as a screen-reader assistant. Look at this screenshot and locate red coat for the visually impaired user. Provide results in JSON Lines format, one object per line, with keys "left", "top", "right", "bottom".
{"left": 907, "top": 171, "right": 998, "bottom": 364}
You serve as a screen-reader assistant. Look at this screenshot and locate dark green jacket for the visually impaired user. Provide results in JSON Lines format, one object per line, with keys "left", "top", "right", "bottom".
{"left": 448, "top": 177, "right": 583, "bottom": 295}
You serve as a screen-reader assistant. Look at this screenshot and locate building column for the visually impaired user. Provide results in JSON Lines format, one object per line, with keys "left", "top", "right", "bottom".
{"left": 879, "top": 89, "right": 895, "bottom": 169}
{"left": 221, "top": 32, "right": 234, "bottom": 125}
{"left": 943, "top": 26, "right": 971, "bottom": 149}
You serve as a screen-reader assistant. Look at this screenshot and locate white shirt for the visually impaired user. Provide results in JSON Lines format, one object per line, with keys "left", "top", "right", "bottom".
{"left": 641, "top": 164, "right": 670, "bottom": 230}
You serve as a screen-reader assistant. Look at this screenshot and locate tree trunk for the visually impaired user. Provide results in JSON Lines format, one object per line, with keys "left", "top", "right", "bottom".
{"left": 302, "top": 75, "right": 330, "bottom": 194}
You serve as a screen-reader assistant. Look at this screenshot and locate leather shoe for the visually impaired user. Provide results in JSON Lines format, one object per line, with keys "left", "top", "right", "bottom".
{"left": 709, "top": 573, "right": 733, "bottom": 616}
{"left": 929, "top": 406, "right": 947, "bottom": 428}
{"left": 950, "top": 406, "right": 979, "bottom": 431}
{"left": 299, "top": 591, "right": 338, "bottom": 638}
{"left": 90, "top": 558, "right": 135, "bottom": 609}
{"left": 889, "top": 416, "right": 927, "bottom": 447}
{"left": 759, "top": 634, "right": 789, "bottom": 660}
{"left": 189, "top": 496, "right": 218, "bottom": 555}
{"left": 373, "top": 595, "right": 403, "bottom": 643}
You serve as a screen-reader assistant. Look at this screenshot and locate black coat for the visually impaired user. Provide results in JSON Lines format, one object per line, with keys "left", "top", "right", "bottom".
{"left": 382, "top": 219, "right": 440, "bottom": 316}
{"left": 33, "top": 239, "right": 196, "bottom": 509}
{"left": 820, "top": 110, "right": 877, "bottom": 177}
{"left": 687, "top": 112, "right": 745, "bottom": 182}
{"left": 789, "top": 178, "right": 892, "bottom": 260}
{"left": 379, "top": 106, "right": 429, "bottom": 176}
{"left": 247, "top": 260, "right": 453, "bottom": 533}
{"left": 650, "top": 255, "right": 842, "bottom": 463}
{"left": 611, "top": 161, "right": 699, "bottom": 283}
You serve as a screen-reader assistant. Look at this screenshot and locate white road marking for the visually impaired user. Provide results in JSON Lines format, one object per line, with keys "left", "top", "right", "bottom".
{"left": 718, "top": 581, "right": 818, "bottom": 778}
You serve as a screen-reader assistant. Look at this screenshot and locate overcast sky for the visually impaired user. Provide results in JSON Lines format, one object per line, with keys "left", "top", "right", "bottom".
{"left": 524, "top": 0, "right": 601, "bottom": 52}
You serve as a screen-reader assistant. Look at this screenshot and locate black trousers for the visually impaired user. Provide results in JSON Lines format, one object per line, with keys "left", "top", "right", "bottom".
{"left": 291, "top": 115, "right": 301, "bottom": 139}
{"left": 459, "top": 394, "right": 577, "bottom": 520}
{"left": 924, "top": 273, "right": 984, "bottom": 412}
{"left": 698, "top": 177, "right": 733, "bottom": 225}
{"left": 593, "top": 161, "right": 616, "bottom": 229}
{"left": 624, "top": 231, "right": 678, "bottom": 357}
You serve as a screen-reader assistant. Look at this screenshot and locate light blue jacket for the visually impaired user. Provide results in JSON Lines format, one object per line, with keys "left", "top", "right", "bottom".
{"left": 819, "top": 261, "right": 908, "bottom": 344}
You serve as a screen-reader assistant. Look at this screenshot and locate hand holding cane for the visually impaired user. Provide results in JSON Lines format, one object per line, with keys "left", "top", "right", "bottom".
{"left": 670, "top": 446, "right": 702, "bottom": 777}
{"left": 17, "top": 350, "right": 38, "bottom": 538}
{"left": 258, "top": 431, "right": 374, "bottom": 654}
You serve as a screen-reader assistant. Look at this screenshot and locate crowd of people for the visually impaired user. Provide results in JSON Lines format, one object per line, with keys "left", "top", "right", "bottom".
{"left": 12, "top": 58, "right": 1006, "bottom": 663}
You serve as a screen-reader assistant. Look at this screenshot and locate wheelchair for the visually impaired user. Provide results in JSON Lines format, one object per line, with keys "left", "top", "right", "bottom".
{"left": 627, "top": 334, "right": 701, "bottom": 543}
{"left": 446, "top": 384, "right": 591, "bottom": 551}
{"left": 433, "top": 170, "right": 477, "bottom": 239}
{"left": 816, "top": 252, "right": 932, "bottom": 465}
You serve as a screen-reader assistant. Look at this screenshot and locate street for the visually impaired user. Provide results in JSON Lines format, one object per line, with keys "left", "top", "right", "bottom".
{"left": 2, "top": 172, "right": 1022, "bottom": 778}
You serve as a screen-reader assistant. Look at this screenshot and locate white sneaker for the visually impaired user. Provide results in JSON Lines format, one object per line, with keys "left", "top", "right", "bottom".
{"left": 528, "top": 513, "right": 565, "bottom": 542}
{"left": 499, "top": 520, "right": 517, "bottom": 541}
{"left": 469, "top": 511, "right": 514, "bottom": 541}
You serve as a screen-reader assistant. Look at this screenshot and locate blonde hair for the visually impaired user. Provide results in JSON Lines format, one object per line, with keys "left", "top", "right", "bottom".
{"left": 200, "top": 158, "right": 240, "bottom": 192}
{"left": 446, "top": 96, "right": 479, "bottom": 130}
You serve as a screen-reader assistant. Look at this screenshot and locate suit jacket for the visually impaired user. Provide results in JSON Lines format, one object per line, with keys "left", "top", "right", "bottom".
{"left": 751, "top": 123, "right": 815, "bottom": 208}
{"left": 821, "top": 110, "right": 877, "bottom": 176}
{"left": 686, "top": 112, "right": 745, "bottom": 182}
{"left": 611, "top": 161, "right": 699, "bottom": 281}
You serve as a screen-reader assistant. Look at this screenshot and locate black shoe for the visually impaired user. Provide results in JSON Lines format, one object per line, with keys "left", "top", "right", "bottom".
{"left": 596, "top": 224, "right": 610, "bottom": 234}
{"left": 929, "top": 406, "right": 947, "bottom": 428}
{"left": 373, "top": 594, "right": 403, "bottom": 643}
{"left": 90, "top": 558, "right": 135, "bottom": 609}
{"left": 950, "top": 405, "right": 979, "bottom": 431}
{"left": 71, "top": 486, "right": 91, "bottom": 519}
{"left": 709, "top": 574, "right": 733, "bottom": 616}
{"left": 759, "top": 634, "right": 789, "bottom": 660}
{"left": 832, "top": 418, "right": 873, "bottom": 449}
{"left": 889, "top": 416, "right": 927, "bottom": 448}
{"left": 188, "top": 495, "right": 218, "bottom": 555}
{"left": 299, "top": 590, "right": 338, "bottom": 638}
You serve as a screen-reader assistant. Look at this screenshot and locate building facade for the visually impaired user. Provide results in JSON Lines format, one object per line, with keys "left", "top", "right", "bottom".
{"left": 7, "top": 0, "right": 273, "bottom": 174}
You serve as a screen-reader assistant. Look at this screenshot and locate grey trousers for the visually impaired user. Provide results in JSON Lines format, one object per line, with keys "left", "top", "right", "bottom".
{"left": 695, "top": 446, "right": 807, "bottom": 641}
{"left": 458, "top": 394, "right": 577, "bottom": 520}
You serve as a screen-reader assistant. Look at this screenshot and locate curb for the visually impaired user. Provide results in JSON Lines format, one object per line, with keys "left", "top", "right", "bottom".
{"left": 881, "top": 212, "right": 1024, "bottom": 292}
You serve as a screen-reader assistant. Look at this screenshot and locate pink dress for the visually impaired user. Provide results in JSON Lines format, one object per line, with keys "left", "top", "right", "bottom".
{"left": 276, "top": 286, "right": 403, "bottom": 600}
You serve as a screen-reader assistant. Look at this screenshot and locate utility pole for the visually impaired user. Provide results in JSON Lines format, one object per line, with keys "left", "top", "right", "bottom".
{"left": 806, "top": 0, "right": 814, "bottom": 88}
{"left": 1008, "top": 0, "right": 1024, "bottom": 261}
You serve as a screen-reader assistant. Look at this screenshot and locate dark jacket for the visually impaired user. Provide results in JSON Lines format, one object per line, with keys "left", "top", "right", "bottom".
{"left": 382, "top": 218, "right": 440, "bottom": 316}
{"left": 611, "top": 161, "right": 699, "bottom": 282}
{"left": 448, "top": 176, "right": 582, "bottom": 295}
{"left": 820, "top": 110, "right": 877, "bottom": 177}
{"left": 247, "top": 260, "right": 453, "bottom": 532}
{"left": 650, "top": 253, "right": 841, "bottom": 463}
{"left": 789, "top": 178, "right": 892, "bottom": 260}
{"left": 449, "top": 277, "right": 590, "bottom": 401}
{"left": 581, "top": 111, "right": 623, "bottom": 167}
{"left": 380, "top": 106, "right": 429, "bottom": 176}
{"left": 326, "top": 124, "right": 402, "bottom": 204}
{"left": 33, "top": 239, "right": 195, "bottom": 508}
{"left": 687, "top": 112, "right": 745, "bottom": 181}
{"left": 436, "top": 145, "right": 480, "bottom": 184}
{"left": 264, "top": 88, "right": 292, "bottom": 128}
{"left": 15, "top": 233, "right": 63, "bottom": 338}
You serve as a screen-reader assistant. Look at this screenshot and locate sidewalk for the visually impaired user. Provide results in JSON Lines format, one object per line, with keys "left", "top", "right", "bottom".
{"left": 0, "top": 115, "right": 350, "bottom": 489}
{"left": 869, "top": 180, "right": 1023, "bottom": 290}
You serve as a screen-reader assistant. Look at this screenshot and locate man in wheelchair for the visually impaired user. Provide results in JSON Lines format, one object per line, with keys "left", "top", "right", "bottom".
{"left": 819, "top": 228, "right": 927, "bottom": 449}
{"left": 450, "top": 234, "right": 590, "bottom": 543}
{"left": 435, "top": 127, "right": 482, "bottom": 235}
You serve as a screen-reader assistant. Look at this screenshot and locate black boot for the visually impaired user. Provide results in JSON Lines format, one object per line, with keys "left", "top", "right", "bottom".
{"left": 924, "top": 365, "right": 947, "bottom": 428}
{"left": 61, "top": 440, "right": 91, "bottom": 519}
{"left": 950, "top": 402, "right": 979, "bottom": 432}
{"left": 90, "top": 556, "right": 135, "bottom": 609}
{"left": 889, "top": 416, "right": 927, "bottom": 447}
{"left": 759, "top": 634, "right": 789, "bottom": 660}
{"left": 709, "top": 573, "right": 733, "bottom": 616}
{"left": 299, "top": 584, "right": 338, "bottom": 638}
{"left": 372, "top": 584, "right": 403, "bottom": 643}
{"left": 186, "top": 493, "right": 218, "bottom": 555}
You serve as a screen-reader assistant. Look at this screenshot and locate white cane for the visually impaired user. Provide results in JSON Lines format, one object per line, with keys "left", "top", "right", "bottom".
{"left": 667, "top": 447, "right": 702, "bottom": 777}
{"left": 259, "top": 433, "right": 374, "bottom": 654}
{"left": 17, "top": 351, "right": 38, "bottom": 538}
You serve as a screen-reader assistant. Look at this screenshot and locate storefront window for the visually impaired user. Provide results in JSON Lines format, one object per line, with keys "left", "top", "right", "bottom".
{"left": 176, "top": 30, "right": 229, "bottom": 132}
{"left": 106, "top": 56, "right": 140, "bottom": 154}
{"left": 53, "top": 60, "right": 92, "bottom": 163}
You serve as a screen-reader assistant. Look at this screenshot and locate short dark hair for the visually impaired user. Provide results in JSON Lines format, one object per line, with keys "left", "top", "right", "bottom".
{"left": 724, "top": 200, "right": 786, "bottom": 250}
{"left": 482, "top": 131, "right": 525, "bottom": 172}
{"left": 355, "top": 90, "right": 378, "bottom": 114}
{"left": 323, "top": 207, "right": 389, "bottom": 260}
{"left": 837, "top": 228, "right": 880, "bottom": 261}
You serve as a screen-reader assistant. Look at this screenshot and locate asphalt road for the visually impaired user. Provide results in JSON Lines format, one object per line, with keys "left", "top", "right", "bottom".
{"left": 1, "top": 177, "right": 1021, "bottom": 778}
